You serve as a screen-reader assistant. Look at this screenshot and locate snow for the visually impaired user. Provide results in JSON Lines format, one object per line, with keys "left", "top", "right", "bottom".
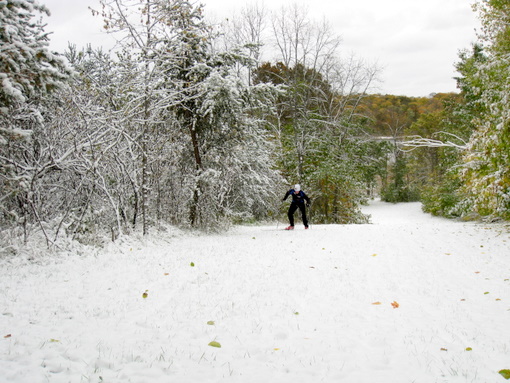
{"left": 1, "top": 200, "right": 509, "bottom": 383}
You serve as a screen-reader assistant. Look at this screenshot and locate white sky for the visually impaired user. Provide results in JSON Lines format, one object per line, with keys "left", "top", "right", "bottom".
{"left": 40, "top": 0, "right": 480, "bottom": 97}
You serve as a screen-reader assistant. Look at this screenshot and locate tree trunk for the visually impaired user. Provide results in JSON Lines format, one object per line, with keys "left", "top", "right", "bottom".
{"left": 188, "top": 119, "right": 203, "bottom": 227}
{"left": 141, "top": 0, "right": 151, "bottom": 236}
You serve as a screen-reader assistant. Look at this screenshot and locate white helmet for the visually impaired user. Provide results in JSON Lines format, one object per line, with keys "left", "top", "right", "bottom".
{"left": 294, "top": 184, "right": 301, "bottom": 191}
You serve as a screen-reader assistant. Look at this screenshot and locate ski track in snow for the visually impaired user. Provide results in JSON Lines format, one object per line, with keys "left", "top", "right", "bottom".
{"left": 1, "top": 200, "right": 509, "bottom": 383}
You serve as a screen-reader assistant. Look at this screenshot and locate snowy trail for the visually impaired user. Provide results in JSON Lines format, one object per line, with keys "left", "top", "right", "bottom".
{"left": 1, "top": 201, "right": 509, "bottom": 383}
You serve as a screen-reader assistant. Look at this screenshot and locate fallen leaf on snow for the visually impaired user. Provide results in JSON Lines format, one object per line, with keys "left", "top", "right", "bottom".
{"left": 142, "top": 290, "right": 148, "bottom": 298}
{"left": 391, "top": 301, "right": 400, "bottom": 309}
{"left": 499, "top": 369, "right": 510, "bottom": 380}
{"left": 465, "top": 347, "right": 472, "bottom": 351}
{"left": 207, "top": 321, "right": 215, "bottom": 325}
{"left": 440, "top": 348, "right": 448, "bottom": 351}
{"left": 371, "top": 254, "right": 377, "bottom": 257}
{"left": 3, "top": 334, "right": 11, "bottom": 339}
{"left": 208, "top": 341, "right": 221, "bottom": 348}
{"left": 372, "top": 302, "right": 382, "bottom": 305}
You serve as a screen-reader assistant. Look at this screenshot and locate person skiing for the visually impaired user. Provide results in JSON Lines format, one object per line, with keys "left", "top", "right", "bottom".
{"left": 282, "top": 184, "right": 311, "bottom": 230}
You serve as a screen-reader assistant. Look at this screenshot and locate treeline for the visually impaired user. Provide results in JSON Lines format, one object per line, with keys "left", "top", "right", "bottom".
{"left": 1, "top": 0, "right": 509, "bottom": 250}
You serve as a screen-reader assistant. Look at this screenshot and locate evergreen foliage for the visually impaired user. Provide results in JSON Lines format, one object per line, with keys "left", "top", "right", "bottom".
{"left": 0, "top": 0, "right": 69, "bottom": 109}
{"left": 0, "top": 0, "right": 71, "bottom": 243}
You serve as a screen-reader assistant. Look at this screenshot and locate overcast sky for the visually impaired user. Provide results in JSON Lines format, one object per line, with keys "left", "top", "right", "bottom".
{"left": 41, "top": 0, "right": 480, "bottom": 97}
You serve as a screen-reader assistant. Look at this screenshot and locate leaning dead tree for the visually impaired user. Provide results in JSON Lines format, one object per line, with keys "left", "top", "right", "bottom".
{"left": 399, "top": 132, "right": 468, "bottom": 151}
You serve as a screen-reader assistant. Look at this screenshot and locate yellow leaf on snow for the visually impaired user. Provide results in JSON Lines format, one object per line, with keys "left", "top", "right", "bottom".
{"left": 372, "top": 302, "right": 382, "bottom": 305}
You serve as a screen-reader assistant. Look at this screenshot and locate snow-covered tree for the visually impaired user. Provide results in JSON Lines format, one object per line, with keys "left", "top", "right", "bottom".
{"left": 157, "top": 8, "right": 282, "bottom": 228}
{"left": 93, "top": 0, "right": 200, "bottom": 233}
{"left": 92, "top": 0, "right": 282, "bottom": 231}
{"left": 0, "top": 0, "right": 69, "bottom": 110}
{"left": 457, "top": 0, "right": 510, "bottom": 220}
{"left": 0, "top": 0, "right": 71, "bottom": 241}
{"left": 269, "top": 5, "right": 342, "bottom": 183}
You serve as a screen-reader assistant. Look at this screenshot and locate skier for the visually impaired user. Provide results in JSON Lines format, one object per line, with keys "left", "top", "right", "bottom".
{"left": 282, "top": 184, "right": 311, "bottom": 230}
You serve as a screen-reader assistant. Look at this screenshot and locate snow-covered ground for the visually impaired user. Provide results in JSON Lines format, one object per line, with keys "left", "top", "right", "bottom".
{"left": 1, "top": 200, "right": 509, "bottom": 383}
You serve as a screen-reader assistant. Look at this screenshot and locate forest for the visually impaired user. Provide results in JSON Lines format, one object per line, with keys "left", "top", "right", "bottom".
{"left": 1, "top": 0, "right": 509, "bottom": 249}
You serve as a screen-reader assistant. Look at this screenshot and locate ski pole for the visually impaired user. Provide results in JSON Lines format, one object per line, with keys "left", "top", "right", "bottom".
{"left": 308, "top": 201, "right": 312, "bottom": 229}
{"left": 276, "top": 200, "right": 283, "bottom": 230}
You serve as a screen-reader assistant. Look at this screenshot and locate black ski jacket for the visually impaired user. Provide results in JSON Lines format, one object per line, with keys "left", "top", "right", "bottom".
{"left": 283, "top": 189, "right": 310, "bottom": 205}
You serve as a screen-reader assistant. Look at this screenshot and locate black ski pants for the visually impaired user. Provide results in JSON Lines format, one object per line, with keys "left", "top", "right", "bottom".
{"left": 288, "top": 202, "right": 308, "bottom": 227}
